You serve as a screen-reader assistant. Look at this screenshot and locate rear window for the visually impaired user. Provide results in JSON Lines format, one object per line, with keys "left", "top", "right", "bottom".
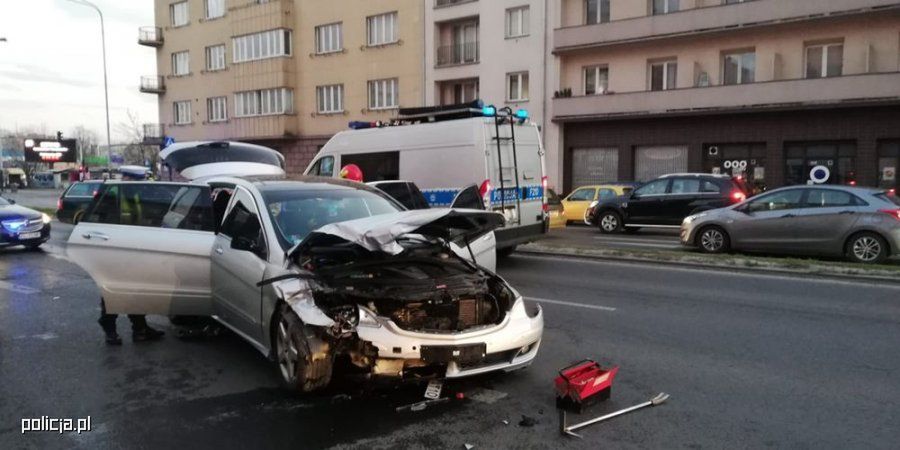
{"left": 66, "top": 183, "right": 99, "bottom": 197}
{"left": 875, "top": 193, "right": 900, "bottom": 206}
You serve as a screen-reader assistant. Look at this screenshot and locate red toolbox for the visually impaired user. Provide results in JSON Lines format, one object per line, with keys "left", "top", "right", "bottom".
{"left": 555, "top": 359, "right": 618, "bottom": 413}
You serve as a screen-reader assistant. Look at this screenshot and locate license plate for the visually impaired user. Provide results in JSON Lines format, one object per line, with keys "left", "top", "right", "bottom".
{"left": 421, "top": 343, "right": 486, "bottom": 365}
{"left": 19, "top": 232, "right": 41, "bottom": 240}
{"left": 424, "top": 379, "right": 443, "bottom": 400}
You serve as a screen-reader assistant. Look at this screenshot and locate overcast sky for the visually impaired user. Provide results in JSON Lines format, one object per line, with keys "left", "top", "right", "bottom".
{"left": 0, "top": 0, "right": 158, "bottom": 143}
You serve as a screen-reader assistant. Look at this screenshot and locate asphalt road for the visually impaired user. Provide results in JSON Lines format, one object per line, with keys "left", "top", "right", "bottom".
{"left": 547, "top": 224, "right": 682, "bottom": 251}
{"left": 2, "top": 224, "right": 899, "bottom": 449}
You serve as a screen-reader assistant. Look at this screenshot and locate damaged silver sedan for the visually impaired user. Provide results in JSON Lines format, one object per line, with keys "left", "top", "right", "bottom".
{"left": 68, "top": 175, "right": 543, "bottom": 392}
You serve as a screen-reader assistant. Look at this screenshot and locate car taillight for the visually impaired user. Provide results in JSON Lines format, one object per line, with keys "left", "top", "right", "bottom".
{"left": 848, "top": 180, "right": 857, "bottom": 186}
{"left": 541, "top": 176, "right": 549, "bottom": 213}
{"left": 730, "top": 191, "right": 746, "bottom": 203}
{"left": 479, "top": 179, "right": 492, "bottom": 208}
{"left": 889, "top": 188, "right": 896, "bottom": 196}
{"left": 56, "top": 198, "right": 62, "bottom": 211}
{"left": 879, "top": 209, "right": 900, "bottom": 221}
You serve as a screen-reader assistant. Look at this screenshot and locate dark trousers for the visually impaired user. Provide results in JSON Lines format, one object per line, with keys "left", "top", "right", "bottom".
{"left": 98, "top": 299, "right": 148, "bottom": 334}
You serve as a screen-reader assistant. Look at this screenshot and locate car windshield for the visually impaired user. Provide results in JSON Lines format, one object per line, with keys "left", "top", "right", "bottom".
{"left": 261, "top": 188, "right": 402, "bottom": 249}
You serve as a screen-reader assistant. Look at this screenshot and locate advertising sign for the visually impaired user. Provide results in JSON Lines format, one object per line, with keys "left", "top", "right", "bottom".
{"left": 883, "top": 167, "right": 896, "bottom": 182}
{"left": 24, "top": 138, "right": 77, "bottom": 163}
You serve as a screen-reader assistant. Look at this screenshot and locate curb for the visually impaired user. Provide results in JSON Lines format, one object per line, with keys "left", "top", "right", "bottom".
{"left": 517, "top": 246, "right": 900, "bottom": 285}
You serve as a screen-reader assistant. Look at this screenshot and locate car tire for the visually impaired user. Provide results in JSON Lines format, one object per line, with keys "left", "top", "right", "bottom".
{"left": 497, "top": 245, "right": 517, "bottom": 258}
{"left": 696, "top": 226, "right": 730, "bottom": 254}
{"left": 845, "top": 232, "right": 888, "bottom": 264}
{"left": 274, "top": 303, "right": 333, "bottom": 393}
{"left": 597, "top": 211, "right": 623, "bottom": 234}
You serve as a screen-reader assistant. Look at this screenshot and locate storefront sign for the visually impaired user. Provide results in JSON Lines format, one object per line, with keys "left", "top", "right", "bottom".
{"left": 809, "top": 165, "right": 831, "bottom": 184}
{"left": 883, "top": 167, "right": 896, "bottom": 182}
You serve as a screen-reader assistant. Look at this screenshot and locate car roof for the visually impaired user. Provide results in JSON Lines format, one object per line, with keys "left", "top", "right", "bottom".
{"left": 658, "top": 173, "right": 732, "bottom": 179}
{"left": 766, "top": 184, "right": 885, "bottom": 195}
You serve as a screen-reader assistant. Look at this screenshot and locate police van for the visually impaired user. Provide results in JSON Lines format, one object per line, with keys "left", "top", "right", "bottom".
{"left": 305, "top": 102, "right": 548, "bottom": 255}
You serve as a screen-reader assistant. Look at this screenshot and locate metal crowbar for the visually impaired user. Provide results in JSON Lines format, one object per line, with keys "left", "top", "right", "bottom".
{"left": 560, "top": 392, "right": 670, "bottom": 438}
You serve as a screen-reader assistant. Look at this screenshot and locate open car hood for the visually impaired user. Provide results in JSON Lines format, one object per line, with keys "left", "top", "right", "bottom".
{"left": 291, "top": 209, "right": 504, "bottom": 257}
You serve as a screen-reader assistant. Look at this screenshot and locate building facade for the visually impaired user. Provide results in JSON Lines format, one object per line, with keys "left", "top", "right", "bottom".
{"left": 140, "top": 0, "right": 424, "bottom": 173}
{"left": 551, "top": 0, "right": 900, "bottom": 193}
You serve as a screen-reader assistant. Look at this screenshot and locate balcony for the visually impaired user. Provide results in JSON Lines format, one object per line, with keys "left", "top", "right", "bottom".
{"left": 552, "top": 72, "right": 900, "bottom": 121}
{"left": 139, "top": 76, "right": 165, "bottom": 94}
{"left": 436, "top": 42, "right": 479, "bottom": 67}
{"left": 554, "top": 0, "right": 900, "bottom": 54}
{"left": 435, "top": 0, "right": 477, "bottom": 7}
{"left": 142, "top": 124, "right": 164, "bottom": 145}
{"left": 137, "top": 27, "right": 163, "bottom": 47}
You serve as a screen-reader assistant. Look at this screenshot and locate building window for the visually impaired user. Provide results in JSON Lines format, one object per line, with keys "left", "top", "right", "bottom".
{"left": 651, "top": 0, "right": 679, "bottom": 15}
{"left": 878, "top": 141, "right": 899, "bottom": 190}
{"left": 723, "top": 50, "right": 755, "bottom": 85}
{"left": 170, "top": 1, "right": 189, "bottom": 27}
{"left": 205, "top": 0, "right": 224, "bottom": 20}
{"left": 368, "top": 78, "right": 399, "bottom": 110}
{"left": 234, "top": 88, "right": 293, "bottom": 117}
{"left": 784, "top": 142, "right": 856, "bottom": 186}
{"left": 171, "top": 51, "right": 190, "bottom": 76}
{"left": 367, "top": 12, "right": 398, "bottom": 46}
{"left": 584, "top": 65, "right": 608, "bottom": 95}
{"left": 649, "top": 60, "right": 677, "bottom": 91}
{"left": 805, "top": 42, "right": 843, "bottom": 79}
{"left": 505, "top": 6, "right": 529, "bottom": 38}
{"left": 315, "top": 23, "right": 343, "bottom": 54}
{"left": 724, "top": 0, "right": 748, "bottom": 3}
{"left": 316, "top": 85, "right": 344, "bottom": 114}
{"left": 232, "top": 29, "right": 292, "bottom": 63}
{"left": 585, "top": 0, "right": 610, "bottom": 24}
{"left": 207, "top": 96, "right": 227, "bottom": 122}
{"left": 507, "top": 72, "right": 529, "bottom": 102}
{"left": 205, "top": 45, "right": 225, "bottom": 71}
{"left": 174, "top": 101, "right": 192, "bottom": 125}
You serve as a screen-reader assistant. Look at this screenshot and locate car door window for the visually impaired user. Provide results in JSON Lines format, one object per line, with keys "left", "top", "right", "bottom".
{"left": 805, "top": 189, "right": 859, "bottom": 208}
{"left": 568, "top": 188, "right": 595, "bottom": 201}
{"left": 747, "top": 189, "right": 804, "bottom": 212}
{"left": 221, "top": 199, "right": 267, "bottom": 260}
{"left": 598, "top": 188, "right": 617, "bottom": 200}
{"left": 66, "top": 183, "right": 96, "bottom": 197}
{"left": 120, "top": 184, "right": 181, "bottom": 227}
{"left": 670, "top": 179, "right": 701, "bottom": 194}
{"left": 161, "top": 186, "right": 215, "bottom": 231}
{"left": 451, "top": 185, "right": 484, "bottom": 210}
{"left": 700, "top": 180, "right": 721, "bottom": 193}
{"left": 633, "top": 179, "right": 669, "bottom": 196}
{"left": 84, "top": 185, "right": 121, "bottom": 224}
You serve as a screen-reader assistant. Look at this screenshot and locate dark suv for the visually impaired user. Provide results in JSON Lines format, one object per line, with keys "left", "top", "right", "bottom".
{"left": 586, "top": 173, "right": 750, "bottom": 233}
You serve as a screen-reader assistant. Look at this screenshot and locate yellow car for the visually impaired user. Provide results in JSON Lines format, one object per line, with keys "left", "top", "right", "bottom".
{"left": 562, "top": 184, "right": 634, "bottom": 224}
{"left": 546, "top": 188, "right": 567, "bottom": 229}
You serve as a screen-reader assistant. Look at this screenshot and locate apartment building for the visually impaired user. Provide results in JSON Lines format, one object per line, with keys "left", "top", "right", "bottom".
{"left": 139, "top": 0, "right": 424, "bottom": 173}
{"left": 424, "top": 0, "right": 559, "bottom": 182}
{"left": 551, "top": 0, "right": 900, "bottom": 193}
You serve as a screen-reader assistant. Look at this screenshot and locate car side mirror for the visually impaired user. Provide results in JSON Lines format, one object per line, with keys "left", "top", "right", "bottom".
{"left": 8, "top": 199, "right": 15, "bottom": 204}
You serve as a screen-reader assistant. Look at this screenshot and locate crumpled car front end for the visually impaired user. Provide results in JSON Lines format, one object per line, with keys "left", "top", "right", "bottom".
{"left": 270, "top": 210, "right": 543, "bottom": 390}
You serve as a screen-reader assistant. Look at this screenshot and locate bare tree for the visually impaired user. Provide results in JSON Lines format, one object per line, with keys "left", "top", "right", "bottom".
{"left": 116, "top": 109, "right": 158, "bottom": 169}
{"left": 70, "top": 125, "right": 100, "bottom": 158}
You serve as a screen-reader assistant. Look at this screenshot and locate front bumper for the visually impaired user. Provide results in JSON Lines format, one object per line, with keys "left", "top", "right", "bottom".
{"left": 0, "top": 223, "right": 51, "bottom": 247}
{"left": 355, "top": 297, "right": 544, "bottom": 378}
{"left": 680, "top": 218, "right": 699, "bottom": 247}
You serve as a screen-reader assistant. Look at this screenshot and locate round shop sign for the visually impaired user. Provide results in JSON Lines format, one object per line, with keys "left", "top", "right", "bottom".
{"left": 809, "top": 165, "right": 831, "bottom": 184}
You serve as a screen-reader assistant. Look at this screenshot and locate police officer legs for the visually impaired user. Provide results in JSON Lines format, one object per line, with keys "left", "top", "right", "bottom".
{"left": 98, "top": 298, "right": 164, "bottom": 345}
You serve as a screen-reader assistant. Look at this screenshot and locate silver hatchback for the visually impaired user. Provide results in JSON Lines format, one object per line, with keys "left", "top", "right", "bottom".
{"left": 681, "top": 186, "right": 900, "bottom": 264}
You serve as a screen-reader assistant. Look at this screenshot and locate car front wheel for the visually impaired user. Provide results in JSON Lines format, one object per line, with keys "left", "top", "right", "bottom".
{"left": 274, "top": 304, "right": 333, "bottom": 393}
{"left": 846, "top": 232, "right": 888, "bottom": 264}
{"left": 697, "top": 226, "right": 730, "bottom": 254}
{"left": 598, "top": 211, "right": 623, "bottom": 234}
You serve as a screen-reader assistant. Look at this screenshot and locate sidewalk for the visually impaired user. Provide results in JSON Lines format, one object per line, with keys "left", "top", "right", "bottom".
{"left": 3, "top": 188, "right": 63, "bottom": 210}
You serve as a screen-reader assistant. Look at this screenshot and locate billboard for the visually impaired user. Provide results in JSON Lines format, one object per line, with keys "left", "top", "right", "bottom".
{"left": 24, "top": 138, "right": 78, "bottom": 163}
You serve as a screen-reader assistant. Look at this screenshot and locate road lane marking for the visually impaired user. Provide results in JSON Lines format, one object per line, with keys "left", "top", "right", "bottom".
{"left": 524, "top": 296, "right": 617, "bottom": 312}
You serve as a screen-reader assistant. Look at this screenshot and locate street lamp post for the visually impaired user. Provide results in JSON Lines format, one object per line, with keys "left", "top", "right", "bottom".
{"left": 65, "top": 0, "right": 112, "bottom": 169}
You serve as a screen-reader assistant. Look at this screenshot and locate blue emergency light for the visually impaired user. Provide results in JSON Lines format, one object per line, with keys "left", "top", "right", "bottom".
{"left": 482, "top": 106, "right": 497, "bottom": 117}
{"left": 516, "top": 109, "right": 529, "bottom": 120}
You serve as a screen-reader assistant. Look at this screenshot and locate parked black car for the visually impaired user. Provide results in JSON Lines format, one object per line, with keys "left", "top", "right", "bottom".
{"left": 57, "top": 180, "right": 103, "bottom": 224}
{"left": 586, "top": 173, "right": 751, "bottom": 233}
{"left": 0, "top": 197, "right": 51, "bottom": 249}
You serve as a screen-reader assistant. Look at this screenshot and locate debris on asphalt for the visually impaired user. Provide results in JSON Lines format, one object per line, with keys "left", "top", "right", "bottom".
{"left": 501, "top": 419, "right": 509, "bottom": 425}
{"left": 464, "top": 444, "right": 474, "bottom": 450}
{"left": 518, "top": 415, "right": 537, "bottom": 427}
{"left": 555, "top": 359, "right": 618, "bottom": 413}
{"left": 395, "top": 397, "right": 450, "bottom": 413}
{"left": 560, "top": 392, "right": 670, "bottom": 438}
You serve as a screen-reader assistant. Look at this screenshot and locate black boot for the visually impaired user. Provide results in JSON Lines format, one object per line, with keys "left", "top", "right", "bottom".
{"left": 97, "top": 317, "right": 122, "bottom": 346}
{"left": 133, "top": 325, "right": 165, "bottom": 342}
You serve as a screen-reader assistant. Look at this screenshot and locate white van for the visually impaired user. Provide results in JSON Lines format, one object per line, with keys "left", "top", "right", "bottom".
{"left": 305, "top": 111, "right": 548, "bottom": 255}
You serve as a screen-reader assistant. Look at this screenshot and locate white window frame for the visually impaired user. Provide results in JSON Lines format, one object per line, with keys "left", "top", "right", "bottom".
{"left": 316, "top": 84, "right": 344, "bottom": 114}
{"left": 170, "top": 1, "right": 189, "bottom": 27}
{"left": 171, "top": 51, "right": 190, "bottom": 76}
{"left": 232, "top": 29, "right": 292, "bottom": 63}
{"left": 649, "top": 59, "right": 677, "bottom": 91}
{"left": 205, "top": 44, "right": 226, "bottom": 71}
{"left": 805, "top": 42, "right": 843, "bottom": 79}
{"left": 315, "top": 23, "right": 343, "bottom": 54}
{"left": 367, "top": 78, "right": 399, "bottom": 110}
{"left": 505, "top": 6, "right": 529, "bottom": 38}
{"left": 722, "top": 51, "right": 755, "bottom": 85}
{"left": 234, "top": 88, "right": 294, "bottom": 117}
{"left": 205, "top": 0, "right": 224, "bottom": 20}
{"left": 506, "top": 72, "right": 529, "bottom": 102}
{"left": 367, "top": 12, "right": 398, "bottom": 47}
{"left": 174, "top": 101, "right": 192, "bottom": 125}
{"left": 651, "top": 0, "right": 679, "bottom": 15}
{"left": 583, "top": 65, "right": 608, "bottom": 95}
{"left": 585, "top": 0, "right": 610, "bottom": 25}
{"left": 206, "top": 96, "right": 227, "bottom": 122}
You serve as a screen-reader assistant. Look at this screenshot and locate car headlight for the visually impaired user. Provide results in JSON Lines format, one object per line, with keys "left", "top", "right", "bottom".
{"left": 589, "top": 201, "right": 599, "bottom": 209}
{"left": 1, "top": 219, "right": 28, "bottom": 232}
{"left": 683, "top": 215, "right": 695, "bottom": 225}
{"left": 41, "top": 213, "right": 52, "bottom": 224}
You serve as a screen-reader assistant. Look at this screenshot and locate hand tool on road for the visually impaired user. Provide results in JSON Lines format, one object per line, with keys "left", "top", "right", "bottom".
{"left": 554, "top": 359, "right": 618, "bottom": 413}
{"left": 559, "top": 392, "right": 670, "bottom": 438}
